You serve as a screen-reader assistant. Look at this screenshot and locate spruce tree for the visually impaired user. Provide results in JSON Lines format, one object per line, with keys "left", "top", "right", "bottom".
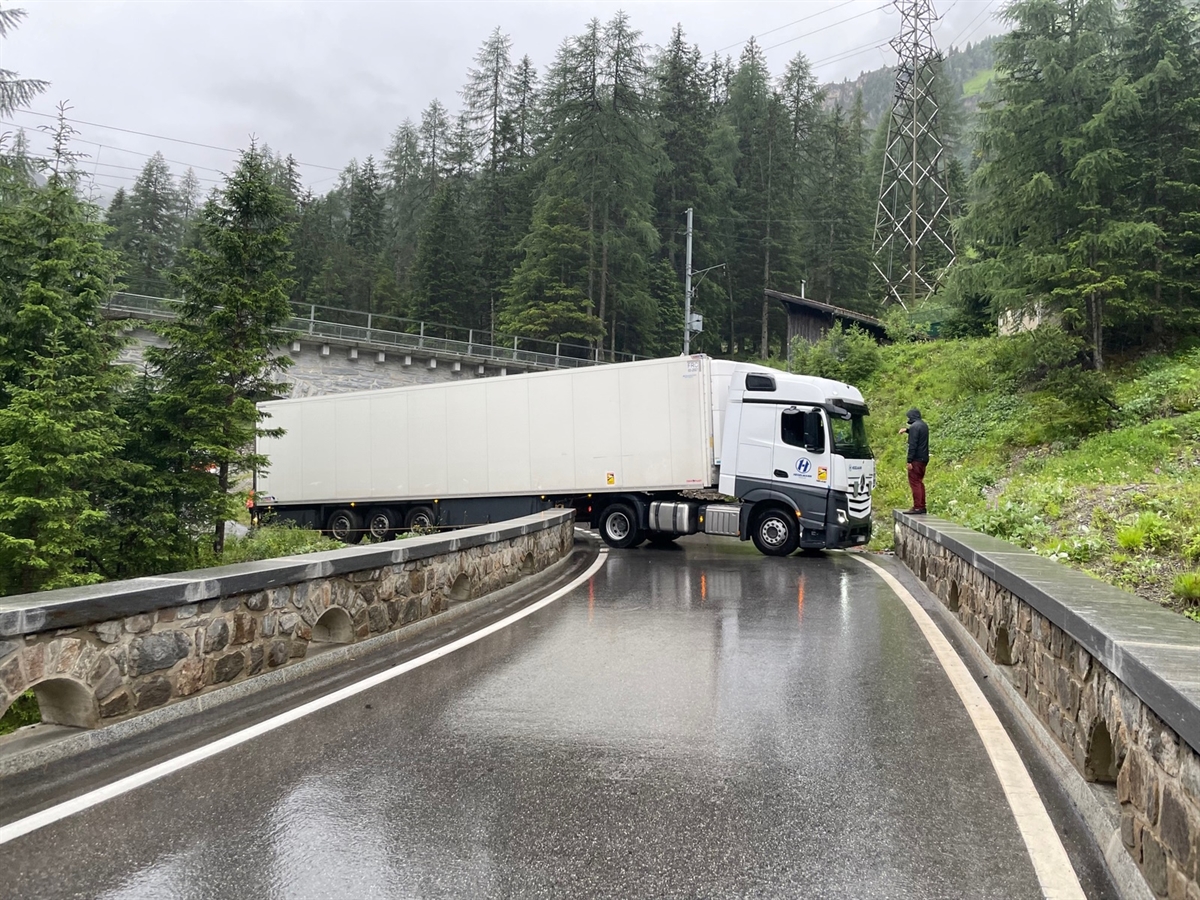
{"left": 0, "top": 114, "right": 124, "bottom": 593}
{"left": 501, "top": 193, "right": 605, "bottom": 346}
{"left": 125, "top": 152, "right": 183, "bottom": 295}
{"left": 1116, "top": 0, "right": 1200, "bottom": 344}
{"left": 151, "top": 143, "right": 296, "bottom": 556}
{"left": 0, "top": 7, "right": 46, "bottom": 117}
{"left": 411, "top": 180, "right": 477, "bottom": 325}
{"left": 956, "top": 0, "right": 1139, "bottom": 368}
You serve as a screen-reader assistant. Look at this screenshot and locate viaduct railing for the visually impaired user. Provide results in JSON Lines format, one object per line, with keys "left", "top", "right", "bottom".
{"left": 105, "top": 293, "right": 638, "bottom": 371}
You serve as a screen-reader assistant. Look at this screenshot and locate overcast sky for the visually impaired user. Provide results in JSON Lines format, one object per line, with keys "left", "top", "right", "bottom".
{"left": 4, "top": 0, "right": 1004, "bottom": 200}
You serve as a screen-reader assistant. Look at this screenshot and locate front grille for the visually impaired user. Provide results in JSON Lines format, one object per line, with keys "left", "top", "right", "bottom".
{"left": 848, "top": 491, "right": 872, "bottom": 520}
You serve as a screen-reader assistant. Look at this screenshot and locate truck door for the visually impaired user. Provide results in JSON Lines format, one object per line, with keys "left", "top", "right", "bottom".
{"left": 734, "top": 402, "right": 778, "bottom": 487}
{"left": 774, "top": 406, "right": 832, "bottom": 531}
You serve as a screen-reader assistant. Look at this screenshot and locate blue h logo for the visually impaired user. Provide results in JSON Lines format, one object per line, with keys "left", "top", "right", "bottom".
{"left": 796, "top": 458, "right": 812, "bottom": 475}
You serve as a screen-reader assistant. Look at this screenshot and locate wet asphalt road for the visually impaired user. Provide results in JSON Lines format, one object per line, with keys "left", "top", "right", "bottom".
{"left": 2, "top": 536, "right": 1111, "bottom": 899}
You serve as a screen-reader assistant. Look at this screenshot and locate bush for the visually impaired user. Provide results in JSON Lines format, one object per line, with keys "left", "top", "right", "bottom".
{"left": 1184, "top": 532, "right": 1200, "bottom": 563}
{"left": 989, "top": 326, "right": 1115, "bottom": 437}
{"left": 790, "top": 323, "right": 882, "bottom": 385}
{"left": 1173, "top": 572, "right": 1200, "bottom": 604}
{"left": 1117, "top": 348, "right": 1200, "bottom": 425}
{"left": 0, "top": 690, "right": 40, "bottom": 736}
{"left": 1116, "top": 526, "right": 1145, "bottom": 551}
{"left": 197, "top": 523, "right": 344, "bottom": 567}
{"left": 967, "top": 501, "right": 1052, "bottom": 547}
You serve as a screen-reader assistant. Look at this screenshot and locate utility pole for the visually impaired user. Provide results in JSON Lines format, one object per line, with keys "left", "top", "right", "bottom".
{"left": 682, "top": 207, "right": 722, "bottom": 355}
{"left": 683, "top": 207, "right": 694, "bottom": 355}
{"left": 872, "top": 0, "right": 954, "bottom": 309}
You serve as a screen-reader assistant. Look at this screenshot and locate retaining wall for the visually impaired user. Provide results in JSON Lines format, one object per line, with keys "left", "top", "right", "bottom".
{"left": 894, "top": 512, "right": 1200, "bottom": 900}
{"left": 0, "top": 511, "right": 574, "bottom": 730}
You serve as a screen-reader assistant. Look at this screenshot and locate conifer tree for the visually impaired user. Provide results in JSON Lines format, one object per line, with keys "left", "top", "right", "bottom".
{"left": 1116, "top": 0, "right": 1200, "bottom": 342}
{"left": 501, "top": 192, "right": 605, "bottom": 346}
{"left": 956, "top": 0, "right": 1141, "bottom": 368}
{"left": 0, "top": 113, "right": 124, "bottom": 593}
{"left": 411, "top": 180, "right": 477, "bottom": 325}
{"left": 0, "top": 7, "right": 46, "bottom": 118}
{"left": 125, "top": 151, "right": 183, "bottom": 295}
{"left": 151, "top": 143, "right": 296, "bottom": 555}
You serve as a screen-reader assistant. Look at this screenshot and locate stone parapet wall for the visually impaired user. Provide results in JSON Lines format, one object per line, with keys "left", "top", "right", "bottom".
{"left": 0, "top": 511, "right": 574, "bottom": 730}
{"left": 894, "top": 513, "right": 1200, "bottom": 900}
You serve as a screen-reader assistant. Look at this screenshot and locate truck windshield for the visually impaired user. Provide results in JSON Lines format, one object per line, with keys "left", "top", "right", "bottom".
{"left": 830, "top": 412, "right": 872, "bottom": 460}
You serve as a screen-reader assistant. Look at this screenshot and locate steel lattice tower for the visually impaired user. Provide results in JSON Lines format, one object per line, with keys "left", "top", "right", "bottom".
{"left": 872, "top": 0, "right": 954, "bottom": 309}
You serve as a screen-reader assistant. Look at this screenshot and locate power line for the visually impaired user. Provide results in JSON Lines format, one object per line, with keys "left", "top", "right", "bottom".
{"left": 0, "top": 120, "right": 228, "bottom": 174}
{"left": 810, "top": 38, "right": 892, "bottom": 70}
{"left": 762, "top": 4, "right": 892, "bottom": 52}
{"left": 947, "top": 0, "right": 999, "bottom": 48}
{"left": 88, "top": 159, "right": 223, "bottom": 184}
{"left": 10, "top": 108, "right": 341, "bottom": 172}
{"left": 715, "top": 0, "right": 859, "bottom": 53}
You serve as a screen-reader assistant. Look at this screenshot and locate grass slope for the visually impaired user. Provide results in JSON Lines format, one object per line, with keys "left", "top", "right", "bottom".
{"left": 859, "top": 339, "right": 1200, "bottom": 617}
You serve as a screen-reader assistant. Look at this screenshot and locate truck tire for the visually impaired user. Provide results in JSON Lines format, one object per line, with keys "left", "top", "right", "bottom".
{"left": 405, "top": 506, "right": 436, "bottom": 531}
{"left": 751, "top": 507, "right": 799, "bottom": 557}
{"left": 599, "top": 502, "right": 643, "bottom": 549}
{"left": 327, "top": 508, "right": 362, "bottom": 544}
{"left": 366, "top": 508, "right": 396, "bottom": 541}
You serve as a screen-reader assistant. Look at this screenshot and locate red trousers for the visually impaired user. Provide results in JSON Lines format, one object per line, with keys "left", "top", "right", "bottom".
{"left": 908, "top": 461, "right": 927, "bottom": 510}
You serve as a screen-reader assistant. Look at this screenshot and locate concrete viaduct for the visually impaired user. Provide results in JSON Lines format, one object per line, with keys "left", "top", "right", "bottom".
{"left": 103, "top": 293, "right": 636, "bottom": 398}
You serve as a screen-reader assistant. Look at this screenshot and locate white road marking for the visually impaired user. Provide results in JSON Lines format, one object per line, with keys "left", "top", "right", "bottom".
{"left": 0, "top": 548, "right": 609, "bottom": 846}
{"left": 850, "top": 554, "right": 1086, "bottom": 900}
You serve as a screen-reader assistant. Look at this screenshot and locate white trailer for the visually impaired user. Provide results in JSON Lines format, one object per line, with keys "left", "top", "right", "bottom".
{"left": 253, "top": 356, "right": 875, "bottom": 555}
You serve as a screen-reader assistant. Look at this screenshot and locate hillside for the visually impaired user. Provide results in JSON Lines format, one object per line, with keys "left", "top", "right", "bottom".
{"left": 852, "top": 335, "right": 1200, "bottom": 619}
{"left": 823, "top": 36, "right": 997, "bottom": 149}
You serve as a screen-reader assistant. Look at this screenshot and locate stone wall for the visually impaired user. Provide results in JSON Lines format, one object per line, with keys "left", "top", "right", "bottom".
{"left": 0, "top": 511, "right": 574, "bottom": 730}
{"left": 894, "top": 513, "right": 1200, "bottom": 900}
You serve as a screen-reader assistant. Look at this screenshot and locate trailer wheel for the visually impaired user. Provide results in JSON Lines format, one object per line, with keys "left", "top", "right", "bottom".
{"left": 599, "top": 502, "right": 643, "bottom": 549}
{"left": 405, "top": 506, "right": 436, "bottom": 531}
{"left": 366, "top": 508, "right": 396, "bottom": 541}
{"left": 327, "top": 508, "right": 362, "bottom": 544}
{"left": 751, "top": 507, "right": 798, "bottom": 557}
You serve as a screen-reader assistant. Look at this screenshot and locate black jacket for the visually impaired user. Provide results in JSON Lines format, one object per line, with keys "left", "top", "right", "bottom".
{"left": 907, "top": 414, "right": 929, "bottom": 464}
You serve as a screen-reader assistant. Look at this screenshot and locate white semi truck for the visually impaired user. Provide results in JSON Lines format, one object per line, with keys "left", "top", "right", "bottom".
{"left": 251, "top": 356, "right": 875, "bottom": 556}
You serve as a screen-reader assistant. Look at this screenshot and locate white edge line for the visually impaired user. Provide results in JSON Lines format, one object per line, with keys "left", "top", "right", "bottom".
{"left": 850, "top": 554, "right": 1087, "bottom": 900}
{"left": 0, "top": 547, "right": 610, "bottom": 846}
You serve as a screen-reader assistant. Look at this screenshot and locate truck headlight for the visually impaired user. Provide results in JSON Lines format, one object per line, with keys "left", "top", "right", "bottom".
{"left": 837, "top": 509, "right": 848, "bottom": 525}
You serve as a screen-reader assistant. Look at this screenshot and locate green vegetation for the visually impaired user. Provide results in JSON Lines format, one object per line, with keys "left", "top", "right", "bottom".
{"left": 0, "top": 690, "right": 39, "bottom": 737}
{"left": 196, "top": 523, "right": 344, "bottom": 567}
{"left": 847, "top": 329, "right": 1200, "bottom": 614}
{"left": 961, "top": 68, "right": 995, "bottom": 98}
{"left": 1174, "top": 572, "right": 1200, "bottom": 603}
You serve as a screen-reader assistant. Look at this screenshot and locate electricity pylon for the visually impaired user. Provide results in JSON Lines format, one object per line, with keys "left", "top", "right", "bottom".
{"left": 872, "top": 0, "right": 954, "bottom": 309}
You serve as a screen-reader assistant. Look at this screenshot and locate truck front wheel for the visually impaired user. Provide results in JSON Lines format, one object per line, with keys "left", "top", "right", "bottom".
{"left": 599, "top": 502, "right": 643, "bottom": 549}
{"left": 751, "top": 507, "right": 799, "bottom": 557}
{"left": 327, "top": 508, "right": 363, "bottom": 544}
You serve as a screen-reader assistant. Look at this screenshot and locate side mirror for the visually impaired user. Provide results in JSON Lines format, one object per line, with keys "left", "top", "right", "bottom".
{"left": 803, "top": 410, "right": 825, "bottom": 453}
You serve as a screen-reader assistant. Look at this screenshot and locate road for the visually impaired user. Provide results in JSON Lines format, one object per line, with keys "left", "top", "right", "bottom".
{"left": 0, "top": 535, "right": 1116, "bottom": 899}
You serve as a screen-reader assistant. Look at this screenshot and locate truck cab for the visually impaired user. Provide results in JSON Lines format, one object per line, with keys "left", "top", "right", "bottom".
{"left": 717, "top": 367, "right": 874, "bottom": 554}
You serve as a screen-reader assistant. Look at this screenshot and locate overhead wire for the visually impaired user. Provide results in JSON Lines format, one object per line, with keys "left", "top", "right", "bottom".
{"left": 946, "top": 0, "right": 1000, "bottom": 48}
{"left": 715, "top": 0, "right": 860, "bottom": 54}
{"left": 9, "top": 108, "right": 340, "bottom": 172}
{"left": 0, "top": 119, "right": 229, "bottom": 175}
{"left": 762, "top": 4, "right": 892, "bottom": 52}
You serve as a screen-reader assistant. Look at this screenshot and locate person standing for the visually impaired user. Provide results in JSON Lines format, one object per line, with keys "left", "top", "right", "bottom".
{"left": 898, "top": 408, "right": 929, "bottom": 514}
